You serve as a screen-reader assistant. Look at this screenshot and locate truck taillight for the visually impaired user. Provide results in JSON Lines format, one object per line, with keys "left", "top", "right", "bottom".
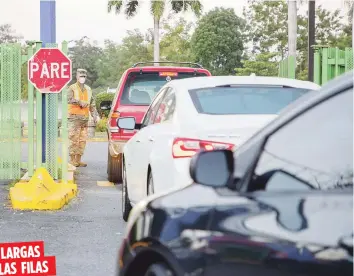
{"left": 111, "top": 111, "right": 120, "bottom": 119}
{"left": 172, "top": 137, "right": 234, "bottom": 158}
{"left": 110, "top": 111, "right": 120, "bottom": 126}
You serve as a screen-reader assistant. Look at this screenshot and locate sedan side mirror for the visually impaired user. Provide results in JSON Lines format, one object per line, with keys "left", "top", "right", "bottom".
{"left": 189, "top": 149, "right": 234, "bottom": 188}
{"left": 100, "top": 100, "right": 112, "bottom": 110}
{"left": 117, "top": 117, "right": 136, "bottom": 130}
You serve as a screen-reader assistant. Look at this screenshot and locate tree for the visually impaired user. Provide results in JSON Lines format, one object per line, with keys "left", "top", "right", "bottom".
{"left": 107, "top": 0, "right": 202, "bottom": 63}
{"left": 296, "top": 5, "right": 346, "bottom": 77}
{"left": 345, "top": 0, "right": 353, "bottom": 24}
{"left": 0, "top": 24, "right": 22, "bottom": 44}
{"left": 235, "top": 53, "right": 279, "bottom": 76}
{"left": 243, "top": 0, "right": 289, "bottom": 59}
{"left": 190, "top": 7, "right": 246, "bottom": 75}
{"left": 95, "top": 30, "right": 153, "bottom": 90}
{"left": 159, "top": 17, "right": 194, "bottom": 62}
{"left": 68, "top": 37, "right": 104, "bottom": 88}
{"left": 244, "top": 0, "right": 350, "bottom": 79}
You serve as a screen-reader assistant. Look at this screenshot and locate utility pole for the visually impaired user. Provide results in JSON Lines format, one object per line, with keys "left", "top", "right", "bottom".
{"left": 288, "top": 0, "right": 297, "bottom": 61}
{"left": 308, "top": 0, "right": 316, "bottom": 82}
{"left": 40, "top": 0, "right": 56, "bottom": 165}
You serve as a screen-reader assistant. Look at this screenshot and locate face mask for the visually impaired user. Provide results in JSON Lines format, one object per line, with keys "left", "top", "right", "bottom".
{"left": 79, "top": 77, "right": 86, "bottom": 84}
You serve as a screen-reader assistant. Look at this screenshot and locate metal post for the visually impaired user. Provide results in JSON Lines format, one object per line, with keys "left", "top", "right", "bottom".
{"left": 27, "top": 45, "right": 35, "bottom": 176}
{"left": 61, "top": 41, "right": 69, "bottom": 183}
{"left": 35, "top": 42, "right": 42, "bottom": 169}
{"left": 321, "top": 47, "right": 329, "bottom": 84}
{"left": 288, "top": 0, "right": 297, "bottom": 62}
{"left": 308, "top": 0, "right": 316, "bottom": 81}
{"left": 40, "top": 0, "right": 56, "bottom": 165}
{"left": 313, "top": 47, "right": 321, "bottom": 85}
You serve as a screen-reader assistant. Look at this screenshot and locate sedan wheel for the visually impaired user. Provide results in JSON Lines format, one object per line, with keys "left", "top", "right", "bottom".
{"left": 144, "top": 263, "right": 173, "bottom": 276}
{"left": 122, "top": 161, "right": 132, "bottom": 222}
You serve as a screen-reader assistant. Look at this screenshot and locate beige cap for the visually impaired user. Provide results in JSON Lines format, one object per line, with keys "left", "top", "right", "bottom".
{"left": 77, "top": 68, "right": 87, "bottom": 77}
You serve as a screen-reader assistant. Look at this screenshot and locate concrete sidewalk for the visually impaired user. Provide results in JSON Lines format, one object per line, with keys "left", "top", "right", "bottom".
{"left": 0, "top": 142, "right": 124, "bottom": 276}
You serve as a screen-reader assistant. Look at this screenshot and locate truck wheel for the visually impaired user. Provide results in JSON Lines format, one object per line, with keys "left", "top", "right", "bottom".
{"left": 107, "top": 150, "right": 123, "bottom": 184}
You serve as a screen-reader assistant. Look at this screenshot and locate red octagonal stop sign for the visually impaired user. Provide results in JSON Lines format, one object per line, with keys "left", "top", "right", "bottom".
{"left": 28, "top": 48, "right": 72, "bottom": 94}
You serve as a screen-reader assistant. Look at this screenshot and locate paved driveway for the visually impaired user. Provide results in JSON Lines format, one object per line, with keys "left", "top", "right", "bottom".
{"left": 0, "top": 142, "right": 124, "bottom": 276}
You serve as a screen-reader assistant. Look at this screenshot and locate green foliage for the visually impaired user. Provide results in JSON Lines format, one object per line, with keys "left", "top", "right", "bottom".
{"left": 0, "top": 24, "right": 22, "bottom": 44}
{"left": 68, "top": 37, "right": 104, "bottom": 89}
{"left": 95, "top": 92, "right": 115, "bottom": 117}
{"left": 107, "top": 0, "right": 203, "bottom": 62}
{"left": 191, "top": 7, "right": 246, "bottom": 75}
{"left": 244, "top": 0, "right": 352, "bottom": 79}
{"left": 108, "top": 0, "right": 203, "bottom": 19}
{"left": 95, "top": 31, "right": 153, "bottom": 88}
{"left": 336, "top": 23, "right": 353, "bottom": 49}
{"left": 235, "top": 53, "right": 279, "bottom": 76}
{"left": 297, "top": 5, "right": 347, "bottom": 77}
{"left": 243, "top": 0, "right": 288, "bottom": 59}
{"left": 95, "top": 117, "right": 108, "bottom": 132}
{"left": 159, "top": 17, "right": 194, "bottom": 62}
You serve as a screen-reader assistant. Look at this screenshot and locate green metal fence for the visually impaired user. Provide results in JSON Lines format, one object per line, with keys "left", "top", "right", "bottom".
{"left": 0, "top": 41, "right": 69, "bottom": 182}
{"left": 278, "top": 55, "right": 296, "bottom": 79}
{"left": 314, "top": 47, "right": 353, "bottom": 85}
{"left": 278, "top": 47, "right": 353, "bottom": 84}
{"left": 0, "top": 44, "right": 22, "bottom": 180}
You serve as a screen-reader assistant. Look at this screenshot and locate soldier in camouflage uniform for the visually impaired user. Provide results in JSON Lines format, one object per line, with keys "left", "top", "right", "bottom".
{"left": 68, "top": 68, "right": 99, "bottom": 167}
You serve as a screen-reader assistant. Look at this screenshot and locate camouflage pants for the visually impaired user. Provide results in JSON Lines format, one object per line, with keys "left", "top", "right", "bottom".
{"left": 68, "top": 119, "right": 88, "bottom": 156}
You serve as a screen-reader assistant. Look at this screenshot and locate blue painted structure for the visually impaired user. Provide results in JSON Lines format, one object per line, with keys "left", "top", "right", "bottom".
{"left": 40, "top": 0, "right": 56, "bottom": 163}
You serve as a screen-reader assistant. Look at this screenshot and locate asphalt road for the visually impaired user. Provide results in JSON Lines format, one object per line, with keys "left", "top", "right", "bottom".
{"left": 0, "top": 142, "right": 125, "bottom": 276}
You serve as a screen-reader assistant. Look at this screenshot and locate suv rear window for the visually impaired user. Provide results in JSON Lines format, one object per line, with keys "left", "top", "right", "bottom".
{"left": 120, "top": 71, "right": 208, "bottom": 105}
{"left": 189, "top": 85, "right": 310, "bottom": 115}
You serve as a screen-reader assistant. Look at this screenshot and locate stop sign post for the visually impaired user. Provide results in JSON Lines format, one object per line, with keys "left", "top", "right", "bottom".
{"left": 27, "top": 47, "right": 72, "bottom": 179}
{"left": 28, "top": 48, "right": 72, "bottom": 93}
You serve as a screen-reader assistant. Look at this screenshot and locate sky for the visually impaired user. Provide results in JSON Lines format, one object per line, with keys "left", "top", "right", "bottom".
{"left": 0, "top": 0, "right": 349, "bottom": 46}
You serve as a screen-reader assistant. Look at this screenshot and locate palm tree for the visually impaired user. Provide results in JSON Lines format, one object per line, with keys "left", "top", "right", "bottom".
{"left": 108, "top": 0, "right": 203, "bottom": 64}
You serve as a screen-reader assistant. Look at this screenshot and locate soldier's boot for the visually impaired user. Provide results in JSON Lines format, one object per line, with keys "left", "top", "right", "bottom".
{"left": 70, "top": 155, "right": 79, "bottom": 167}
{"left": 76, "top": 155, "right": 87, "bottom": 167}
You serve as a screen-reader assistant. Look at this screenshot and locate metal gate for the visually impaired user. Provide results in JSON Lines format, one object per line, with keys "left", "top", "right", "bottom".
{"left": 0, "top": 43, "right": 22, "bottom": 180}
{"left": 314, "top": 47, "right": 353, "bottom": 85}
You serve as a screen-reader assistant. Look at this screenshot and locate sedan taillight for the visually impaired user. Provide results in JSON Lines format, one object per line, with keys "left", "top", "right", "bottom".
{"left": 172, "top": 137, "right": 234, "bottom": 158}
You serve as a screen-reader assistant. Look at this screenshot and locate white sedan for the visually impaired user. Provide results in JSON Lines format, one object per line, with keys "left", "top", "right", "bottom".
{"left": 116, "top": 75, "right": 321, "bottom": 221}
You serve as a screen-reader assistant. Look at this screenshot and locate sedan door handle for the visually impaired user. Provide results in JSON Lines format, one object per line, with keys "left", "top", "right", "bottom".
{"left": 136, "top": 139, "right": 141, "bottom": 143}
{"left": 148, "top": 137, "right": 154, "bottom": 142}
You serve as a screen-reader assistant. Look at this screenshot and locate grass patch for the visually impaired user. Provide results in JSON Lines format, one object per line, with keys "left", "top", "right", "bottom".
{"left": 7, "top": 179, "right": 18, "bottom": 189}
{"left": 58, "top": 167, "right": 62, "bottom": 179}
{"left": 95, "top": 117, "right": 108, "bottom": 132}
{"left": 5, "top": 171, "right": 25, "bottom": 191}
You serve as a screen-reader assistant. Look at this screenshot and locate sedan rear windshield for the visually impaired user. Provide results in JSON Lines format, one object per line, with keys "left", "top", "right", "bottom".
{"left": 120, "top": 71, "right": 208, "bottom": 105}
{"left": 189, "top": 85, "right": 311, "bottom": 115}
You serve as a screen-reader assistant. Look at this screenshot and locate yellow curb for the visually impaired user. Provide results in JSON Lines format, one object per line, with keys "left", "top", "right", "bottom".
{"left": 9, "top": 167, "right": 77, "bottom": 210}
{"left": 97, "top": 181, "right": 114, "bottom": 187}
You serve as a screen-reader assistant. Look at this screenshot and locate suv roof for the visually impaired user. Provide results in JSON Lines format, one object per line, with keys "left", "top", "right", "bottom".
{"left": 131, "top": 61, "right": 204, "bottom": 68}
{"left": 123, "top": 61, "right": 211, "bottom": 75}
